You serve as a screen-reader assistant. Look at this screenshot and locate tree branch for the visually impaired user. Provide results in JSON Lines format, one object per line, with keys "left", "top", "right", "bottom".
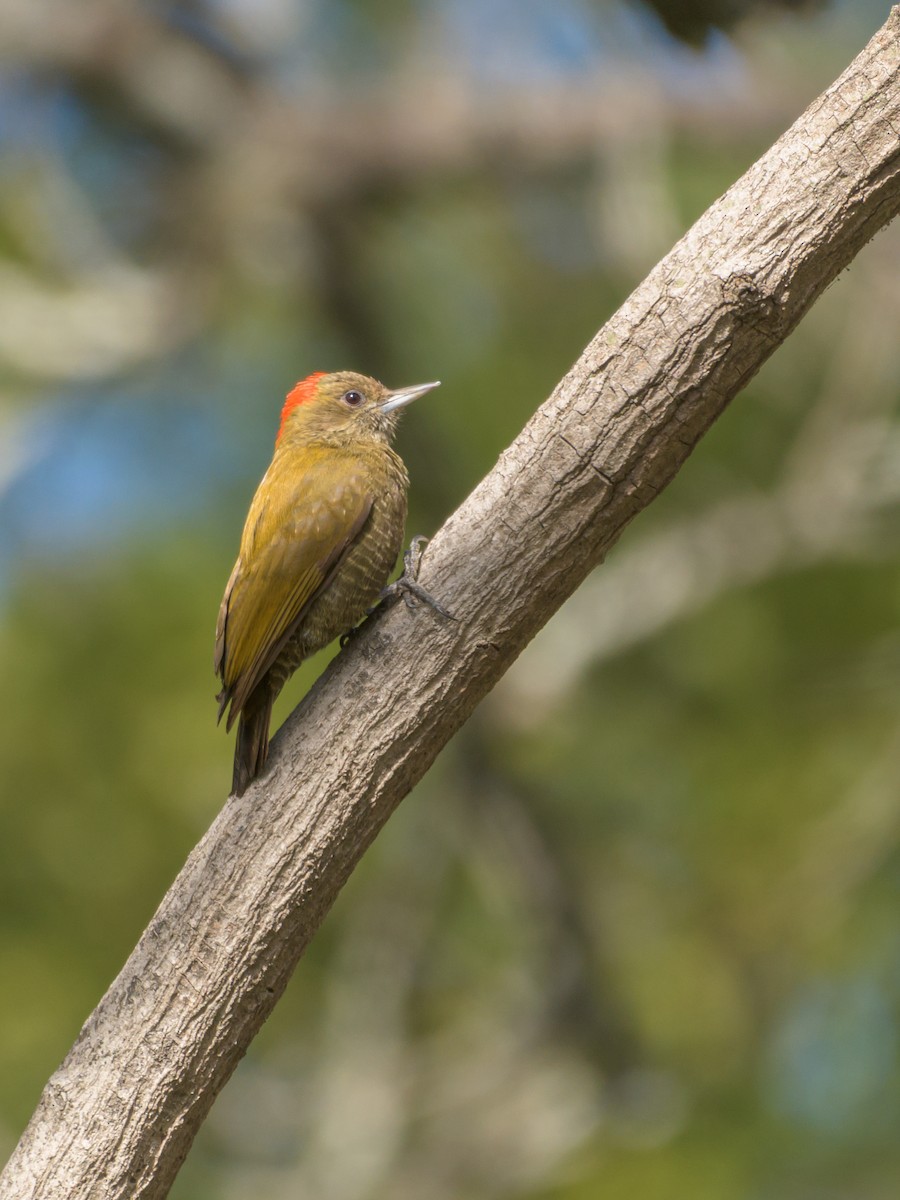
{"left": 3, "top": 10, "right": 899, "bottom": 1198}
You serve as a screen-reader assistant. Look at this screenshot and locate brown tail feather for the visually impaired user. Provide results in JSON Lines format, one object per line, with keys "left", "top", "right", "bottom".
{"left": 232, "top": 687, "right": 276, "bottom": 796}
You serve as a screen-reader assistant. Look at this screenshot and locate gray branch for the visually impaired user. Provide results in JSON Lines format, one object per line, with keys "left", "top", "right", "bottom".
{"left": 2, "top": 10, "right": 899, "bottom": 1198}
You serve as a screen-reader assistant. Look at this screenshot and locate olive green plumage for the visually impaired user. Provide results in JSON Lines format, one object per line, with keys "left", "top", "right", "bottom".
{"left": 215, "top": 370, "right": 438, "bottom": 796}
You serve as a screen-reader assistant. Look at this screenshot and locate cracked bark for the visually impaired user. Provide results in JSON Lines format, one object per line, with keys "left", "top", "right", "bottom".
{"left": 2, "top": 10, "right": 899, "bottom": 1199}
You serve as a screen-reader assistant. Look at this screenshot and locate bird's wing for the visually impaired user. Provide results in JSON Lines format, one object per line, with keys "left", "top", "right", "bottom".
{"left": 216, "top": 451, "right": 373, "bottom": 730}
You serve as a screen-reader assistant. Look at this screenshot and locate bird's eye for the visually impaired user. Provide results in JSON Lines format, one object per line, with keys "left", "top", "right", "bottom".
{"left": 342, "top": 390, "right": 365, "bottom": 407}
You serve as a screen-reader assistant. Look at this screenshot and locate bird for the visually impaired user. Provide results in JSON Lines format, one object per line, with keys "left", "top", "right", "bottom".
{"left": 215, "top": 369, "right": 442, "bottom": 796}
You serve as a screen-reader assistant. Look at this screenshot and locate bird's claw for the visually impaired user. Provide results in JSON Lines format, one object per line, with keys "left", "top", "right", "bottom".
{"left": 338, "top": 537, "right": 453, "bottom": 650}
{"left": 380, "top": 535, "right": 455, "bottom": 619}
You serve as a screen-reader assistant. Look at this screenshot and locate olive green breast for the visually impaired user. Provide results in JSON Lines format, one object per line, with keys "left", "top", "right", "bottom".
{"left": 271, "top": 444, "right": 409, "bottom": 681}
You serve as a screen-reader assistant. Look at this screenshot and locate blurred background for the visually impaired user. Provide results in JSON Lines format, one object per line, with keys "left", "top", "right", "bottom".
{"left": 1, "top": 1, "right": 899, "bottom": 1197}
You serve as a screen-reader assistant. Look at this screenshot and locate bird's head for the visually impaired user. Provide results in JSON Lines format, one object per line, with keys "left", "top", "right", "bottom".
{"left": 276, "top": 371, "right": 440, "bottom": 448}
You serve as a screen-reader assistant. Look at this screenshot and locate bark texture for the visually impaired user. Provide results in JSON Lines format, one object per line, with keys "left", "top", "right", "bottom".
{"left": 2, "top": 10, "right": 899, "bottom": 1198}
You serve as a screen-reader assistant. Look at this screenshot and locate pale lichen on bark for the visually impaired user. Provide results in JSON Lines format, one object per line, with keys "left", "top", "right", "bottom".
{"left": 1, "top": 10, "right": 899, "bottom": 1200}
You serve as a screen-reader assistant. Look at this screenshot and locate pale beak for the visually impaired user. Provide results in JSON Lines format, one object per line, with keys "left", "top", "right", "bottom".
{"left": 379, "top": 380, "right": 441, "bottom": 414}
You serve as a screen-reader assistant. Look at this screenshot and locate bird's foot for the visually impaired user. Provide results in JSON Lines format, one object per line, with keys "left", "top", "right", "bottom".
{"left": 340, "top": 538, "right": 454, "bottom": 649}
{"left": 379, "top": 535, "right": 455, "bottom": 620}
